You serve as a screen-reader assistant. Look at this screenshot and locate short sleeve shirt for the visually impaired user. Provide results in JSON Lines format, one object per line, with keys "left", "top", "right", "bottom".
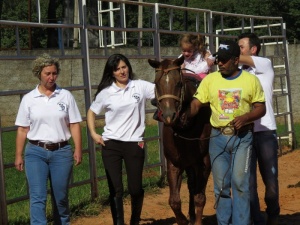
{"left": 15, "top": 85, "right": 82, "bottom": 142}
{"left": 90, "top": 79, "right": 155, "bottom": 142}
{"left": 242, "top": 56, "right": 277, "bottom": 131}
{"left": 194, "top": 70, "right": 265, "bottom": 127}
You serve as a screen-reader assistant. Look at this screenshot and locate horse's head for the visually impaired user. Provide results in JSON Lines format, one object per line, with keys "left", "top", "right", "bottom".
{"left": 148, "top": 55, "right": 185, "bottom": 126}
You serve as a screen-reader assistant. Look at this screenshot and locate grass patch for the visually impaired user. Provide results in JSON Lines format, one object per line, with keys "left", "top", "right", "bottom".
{"left": 2, "top": 124, "right": 163, "bottom": 224}
{"left": 2, "top": 123, "right": 300, "bottom": 224}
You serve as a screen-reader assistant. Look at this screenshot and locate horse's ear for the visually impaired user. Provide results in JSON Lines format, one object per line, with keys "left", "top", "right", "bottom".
{"left": 148, "top": 59, "right": 160, "bottom": 68}
{"left": 174, "top": 55, "right": 184, "bottom": 67}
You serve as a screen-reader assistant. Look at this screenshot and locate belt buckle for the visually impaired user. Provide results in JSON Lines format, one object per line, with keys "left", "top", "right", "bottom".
{"left": 41, "top": 141, "right": 52, "bottom": 150}
{"left": 222, "top": 127, "right": 235, "bottom": 135}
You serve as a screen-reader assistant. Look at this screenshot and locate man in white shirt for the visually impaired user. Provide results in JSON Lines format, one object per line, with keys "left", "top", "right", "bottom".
{"left": 238, "top": 33, "right": 280, "bottom": 225}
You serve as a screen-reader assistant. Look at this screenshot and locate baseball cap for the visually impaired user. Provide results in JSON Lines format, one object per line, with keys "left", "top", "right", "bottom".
{"left": 213, "top": 40, "right": 240, "bottom": 62}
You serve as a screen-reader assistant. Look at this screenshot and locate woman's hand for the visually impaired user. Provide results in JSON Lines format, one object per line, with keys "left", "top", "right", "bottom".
{"left": 87, "top": 109, "right": 105, "bottom": 146}
{"left": 14, "top": 156, "right": 24, "bottom": 171}
{"left": 92, "top": 133, "right": 105, "bottom": 146}
{"left": 73, "top": 149, "right": 82, "bottom": 166}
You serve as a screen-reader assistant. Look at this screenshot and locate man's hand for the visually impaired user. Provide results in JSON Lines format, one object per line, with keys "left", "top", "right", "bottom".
{"left": 230, "top": 113, "right": 249, "bottom": 130}
{"left": 179, "top": 109, "right": 191, "bottom": 128}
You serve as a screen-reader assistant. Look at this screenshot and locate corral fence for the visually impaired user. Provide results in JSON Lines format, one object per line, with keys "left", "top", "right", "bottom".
{"left": 0, "top": 0, "right": 294, "bottom": 224}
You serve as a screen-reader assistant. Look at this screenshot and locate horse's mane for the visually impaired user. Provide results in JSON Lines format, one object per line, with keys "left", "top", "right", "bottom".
{"left": 183, "top": 76, "right": 200, "bottom": 103}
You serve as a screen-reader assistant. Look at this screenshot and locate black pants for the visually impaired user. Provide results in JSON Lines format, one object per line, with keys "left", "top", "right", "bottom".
{"left": 102, "top": 140, "right": 145, "bottom": 198}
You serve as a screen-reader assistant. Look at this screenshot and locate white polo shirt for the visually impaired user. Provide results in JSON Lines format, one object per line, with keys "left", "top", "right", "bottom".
{"left": 242, "top": 56, "right": 277, "bottom": 132}
{"left": 90, "top": 79, "right": 155, "bottom": 142}
{"left": 15, "top": 85, "right": 82, "bottom": 143}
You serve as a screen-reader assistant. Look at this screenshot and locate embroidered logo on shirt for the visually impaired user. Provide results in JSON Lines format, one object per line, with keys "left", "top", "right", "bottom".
{"left": 132, "top": 93, "right": 141, "bottom": 103}
{"left": 57, "top": 102, "right": 68, "bottom": 112}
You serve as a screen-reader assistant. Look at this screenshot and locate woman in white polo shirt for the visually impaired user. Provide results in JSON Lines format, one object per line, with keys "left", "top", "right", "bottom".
{"left": 87, "top": 54, "right": 155, "bottom": 225}
{"left": 14, "top": 54, "right": 82, "bottom": 225}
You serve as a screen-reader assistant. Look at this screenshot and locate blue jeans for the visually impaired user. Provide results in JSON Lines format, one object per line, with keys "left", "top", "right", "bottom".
{"left": 25, "top": 142, "right": 73, "bottom": 225}
{"left": 251, "top": 130, "right": 280, "bottom": 225}
{"left": 209, "top": 128, "right": 252, "bottom": 225}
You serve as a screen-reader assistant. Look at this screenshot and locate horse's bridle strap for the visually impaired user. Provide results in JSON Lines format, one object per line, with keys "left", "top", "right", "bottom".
{"left": 157, "top": 94, "right": 181, "bottom": 101}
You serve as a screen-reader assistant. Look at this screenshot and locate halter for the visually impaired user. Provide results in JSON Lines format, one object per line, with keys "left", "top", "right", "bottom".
{"left": 154, "top": 66, "right": 185, "bottom": 119}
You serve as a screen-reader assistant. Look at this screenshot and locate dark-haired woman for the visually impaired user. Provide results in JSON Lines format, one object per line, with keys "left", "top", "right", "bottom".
{"left": 87, "top": 54, "right": 155, "bottom": 225}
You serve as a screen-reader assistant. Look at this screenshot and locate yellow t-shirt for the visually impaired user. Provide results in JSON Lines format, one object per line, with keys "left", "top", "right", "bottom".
{"left": 193, "top": 70, "right": 265, "bottom": 127}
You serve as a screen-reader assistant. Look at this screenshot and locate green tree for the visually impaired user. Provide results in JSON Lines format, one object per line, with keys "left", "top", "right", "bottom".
{"left": 0, "top": 0, "right": 30, "bottom": 48}
{"left": 286, "top": 0, "right": 300, "bottom": 43}
{"left": 189, "top": 0, "right": 299, "bottom": 42}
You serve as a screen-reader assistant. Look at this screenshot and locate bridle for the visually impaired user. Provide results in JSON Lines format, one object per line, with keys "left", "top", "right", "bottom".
{"left": 154, "top": 66, "right": 185, "bottom": 119}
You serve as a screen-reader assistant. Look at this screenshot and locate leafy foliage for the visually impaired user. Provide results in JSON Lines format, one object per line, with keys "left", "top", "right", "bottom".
{"left": 0, "top": 0, "right": 63, "bottom": 49}
{"left": 188, "top": 0, "right": 300, "bottom": 43}
{"left": 1, "top": 0, "right": 299, "bottom": 48}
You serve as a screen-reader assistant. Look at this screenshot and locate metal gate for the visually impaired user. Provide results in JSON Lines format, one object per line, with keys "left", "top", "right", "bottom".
{"left": 0, "top": 0, "right": 294, "bottom": 224}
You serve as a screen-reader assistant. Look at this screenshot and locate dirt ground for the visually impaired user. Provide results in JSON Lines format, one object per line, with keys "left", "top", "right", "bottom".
{"left": 72, "top": 150, "right": 300, "bottom": 225}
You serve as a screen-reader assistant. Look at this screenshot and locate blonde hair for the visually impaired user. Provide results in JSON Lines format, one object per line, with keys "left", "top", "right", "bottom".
{"left": 32, "top": 53, "right": 60, "bottom": 79}
{"left": 179, "top": 34, "right": 207, "bottom": 58}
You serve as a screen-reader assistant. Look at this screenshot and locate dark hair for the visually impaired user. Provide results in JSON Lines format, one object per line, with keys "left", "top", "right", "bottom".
{"left": 179, "top": 34, "right": 207, "bottom": 58}
{"left": 238, "top": 32, "right": 261, "bottom": 55}
{"left": 94, "top": 54, "right": 134, "bottom": 99}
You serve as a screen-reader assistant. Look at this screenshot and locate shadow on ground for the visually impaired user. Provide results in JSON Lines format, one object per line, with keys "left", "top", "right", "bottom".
{"left": 139, "top": 213, "right": 300, "bottom": 225}
{"left": 278, "top": 212, "right": 300, "bottom": 225}
{"left": 140, "top": 214, "right": 217, "bottom": 225}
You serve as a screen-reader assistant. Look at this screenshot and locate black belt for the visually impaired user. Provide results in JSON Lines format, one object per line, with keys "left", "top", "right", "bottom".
{"left": 213, "top": 123, "right": 254, "bottom": 135}
{"left": 29, "top": 140, "right": 69, "bottom": 151}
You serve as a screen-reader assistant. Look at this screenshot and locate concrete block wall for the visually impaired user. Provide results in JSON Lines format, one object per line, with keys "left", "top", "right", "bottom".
{"left": 0, "top": 45, "right": 299, "bottom": 127}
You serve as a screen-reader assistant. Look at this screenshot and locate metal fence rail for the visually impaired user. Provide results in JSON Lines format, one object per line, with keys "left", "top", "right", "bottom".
{"left": 0, "top": 0, "right": 294, "bottom": 224}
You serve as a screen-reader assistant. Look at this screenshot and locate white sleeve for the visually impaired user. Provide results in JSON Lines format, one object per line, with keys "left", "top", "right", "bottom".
{"left": 15, "top": 95, "right": 30, "bottom": 127}
{"left": 90, "top": 90, "right": 107, "bottom": 115}
{"left": 68, "top": 93, "right": 82, "bottom": 123}
{"left": 141, "top": 80, "right": 155, "bottom": 99}
{"left": 251, "top": 56, "right": 273, "bottom": 74}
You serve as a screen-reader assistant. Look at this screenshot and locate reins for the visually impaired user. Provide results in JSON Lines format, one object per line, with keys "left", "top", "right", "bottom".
{"left": 173, "top": 130, "right": 220, "bottom": 141}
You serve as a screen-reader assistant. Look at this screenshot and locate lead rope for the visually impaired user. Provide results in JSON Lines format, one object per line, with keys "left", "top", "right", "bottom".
{"left": 173, "top": 121, "right": 240, "bottom": 209}
{"left": 213, "top": 133, "right": 239, "bottom": 209}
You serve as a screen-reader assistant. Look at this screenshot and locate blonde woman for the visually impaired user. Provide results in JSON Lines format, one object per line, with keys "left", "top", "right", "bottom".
{"left": 15, "top": 53, "right": 82, "bottom": 225}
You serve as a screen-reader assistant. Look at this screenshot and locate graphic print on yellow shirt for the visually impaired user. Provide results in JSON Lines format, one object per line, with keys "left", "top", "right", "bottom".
{"left": 218, "top": 88, "right": 242, "bottom": 121}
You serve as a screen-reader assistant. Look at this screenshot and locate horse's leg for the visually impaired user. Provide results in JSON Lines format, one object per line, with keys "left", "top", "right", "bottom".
{"left": 193, "top": 154, "right": 211, "bottom": 225}
{"left": 167, "top": 160, "right": 189, "bottom": 225}
{"left": 192, "top": 124, "right": 212, "bottom": 225}
{"left": 185, "top": 167, "right": 196, "bottom": 224}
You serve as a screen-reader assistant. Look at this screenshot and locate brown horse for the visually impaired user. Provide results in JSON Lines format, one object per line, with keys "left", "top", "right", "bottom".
{"left": 148, "top": 56, "right": 212, "bottom": 225}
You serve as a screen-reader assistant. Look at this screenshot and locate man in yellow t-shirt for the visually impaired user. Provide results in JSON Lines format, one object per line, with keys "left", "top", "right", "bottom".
{"left": 184, "top": 40, "right": 266, "bottom": 225}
